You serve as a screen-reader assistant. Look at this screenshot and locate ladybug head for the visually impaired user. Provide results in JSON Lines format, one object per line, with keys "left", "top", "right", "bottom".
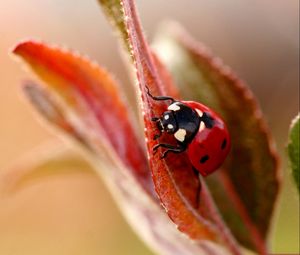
{"left": 156, "top": 111, "right": 178, "bottom": 134}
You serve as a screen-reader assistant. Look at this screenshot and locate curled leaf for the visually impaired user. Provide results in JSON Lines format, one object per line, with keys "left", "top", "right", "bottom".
{"left": 153, "top": 22, "right": 280, "bottom": 253}
{"left": 288, "top": 113, "right": 300, "bottom": 193}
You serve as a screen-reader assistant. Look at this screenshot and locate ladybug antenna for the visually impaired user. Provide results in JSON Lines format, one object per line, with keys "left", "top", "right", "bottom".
{"left": 146, "top": 88, "right": 176, "bottom": 103}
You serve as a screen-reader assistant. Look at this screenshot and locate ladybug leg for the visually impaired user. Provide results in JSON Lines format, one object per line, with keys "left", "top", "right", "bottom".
{"left": 192, "top": 167, "right": 202, "bottom": 209}
{"left": 161, "top": 146, "right": 186, "bottom": 159}
{"left": 153, "top": 133, "right": 161, "bottom": 140}
{"left": 150, "top": 117, "right": 162, "bottom": 139}
{"left": 153, "top": 143, "right": 186, "bottom": 158}
{"left": 153, "top": 143, "right": 172, "bottom": 154}
{"left": 195, "top": 179, "right": 202, "bottom": 209}
{"left": 146, "top": 86, "right": 175, "bottom": 102}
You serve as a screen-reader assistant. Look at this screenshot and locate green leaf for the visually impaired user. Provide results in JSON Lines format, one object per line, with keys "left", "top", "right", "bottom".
{"left": 153, "top": 22, "right": 280, "bottom": 253}
{"left": 97, "top": 0, "right": 132, "bottom": 55}
{"left": 288, "top": 114, "right": 300, "bottom": 193}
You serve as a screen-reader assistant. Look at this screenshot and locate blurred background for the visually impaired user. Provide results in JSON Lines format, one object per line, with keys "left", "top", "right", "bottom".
{"left": 0, "top": 0, "right": 299, "bottom": 254}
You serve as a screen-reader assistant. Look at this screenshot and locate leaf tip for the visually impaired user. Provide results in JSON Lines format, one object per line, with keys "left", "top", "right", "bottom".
{"left": 12, "top": 39, "right": 39, "bottom": 55}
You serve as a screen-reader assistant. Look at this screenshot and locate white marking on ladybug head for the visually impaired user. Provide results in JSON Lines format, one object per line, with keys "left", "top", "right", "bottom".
{"left": 199, "top": 122, "right": 205, "bottom": 132}
{"left": 164, "top": 114, "right": 169, "bottom": 120}
{"left": 168, "top": 102, "right": 180, "bottom": 111}
{"left": 196, "top": 109, "right": 203, "bottom": 117}
{"left": 167, "top": 124, "right": 174, "bottom": 130}
{"left": 174, "top": 128, "right": 187, "bottom": 142}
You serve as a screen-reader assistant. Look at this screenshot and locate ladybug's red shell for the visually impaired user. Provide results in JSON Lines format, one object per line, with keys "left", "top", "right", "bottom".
{"left": 183, "top": 101, "right": 231, "bottom": 176}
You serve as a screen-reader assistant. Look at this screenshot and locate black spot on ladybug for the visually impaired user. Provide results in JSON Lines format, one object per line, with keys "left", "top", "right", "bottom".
{"left": 200, "top": 155, "right": 209, "bottom": 163}
{"left": 221, "top": 139, "right": 227, "bottom": 150}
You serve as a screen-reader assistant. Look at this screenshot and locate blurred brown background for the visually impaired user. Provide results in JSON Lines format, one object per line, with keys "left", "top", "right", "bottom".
{"left": 0, "top": 0, "right": 299, "bottom": 254}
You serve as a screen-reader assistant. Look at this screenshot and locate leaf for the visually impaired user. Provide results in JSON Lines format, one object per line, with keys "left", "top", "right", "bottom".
{"left": 23, "top": 81, "right": 91, "bottom": 147}
{"left": 153, "top": 22, "right": 280, "bottom": 253}
{"left": 2, "top": 142, "right": 234, "bottom": 255}
{"left": 14, "top": 39, "right": 233, "bottom": 255}
{"left": 97, "top": 0, "right": 131, "bottom": 55}
{"left": 102, "top": 1, "right": 243, "bottom": 254}
{"left": 0, "top": 142, "right": 94, "bottom": 194}
{"left": 12, "top": 40, "right": 235, "bottom": 255}
{"left": 288, "top": 114, "right": 300, "bottom": 193}
{"left": 97, "top": 0, "right": 180, "bottom": 99}
{"left": 13, "top": 41, "right": 154, "bottom": 196}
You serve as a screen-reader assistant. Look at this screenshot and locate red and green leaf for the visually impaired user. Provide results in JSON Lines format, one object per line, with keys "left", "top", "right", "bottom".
{"left": 153, "top": 22, "right": 280, "bottom": 253}
{"left": 97, "top": 0, "right": 180, "bottom": 99}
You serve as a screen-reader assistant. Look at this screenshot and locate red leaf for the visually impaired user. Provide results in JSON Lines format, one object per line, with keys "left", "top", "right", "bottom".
{"left": 120, "top": 0, "right": 242, "bottom": 253}
{"left": 23, "top": 81, "right": 90, "bottom": 146}
{"left": 12, "top": 39, "right": 235, "bottom": 255}
{"left": 13, "top": 41, "right": 154, "bottom": 196}
{"left": 98, "top": 0, "right": 180, "bottom": 99}
{"left": 153, "top": 23, "right": 280, "bottom": 253}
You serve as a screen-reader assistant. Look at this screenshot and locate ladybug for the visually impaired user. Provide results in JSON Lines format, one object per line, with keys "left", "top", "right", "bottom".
{"left": 148, "top": 89, "right": 231, "bottom": 176}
